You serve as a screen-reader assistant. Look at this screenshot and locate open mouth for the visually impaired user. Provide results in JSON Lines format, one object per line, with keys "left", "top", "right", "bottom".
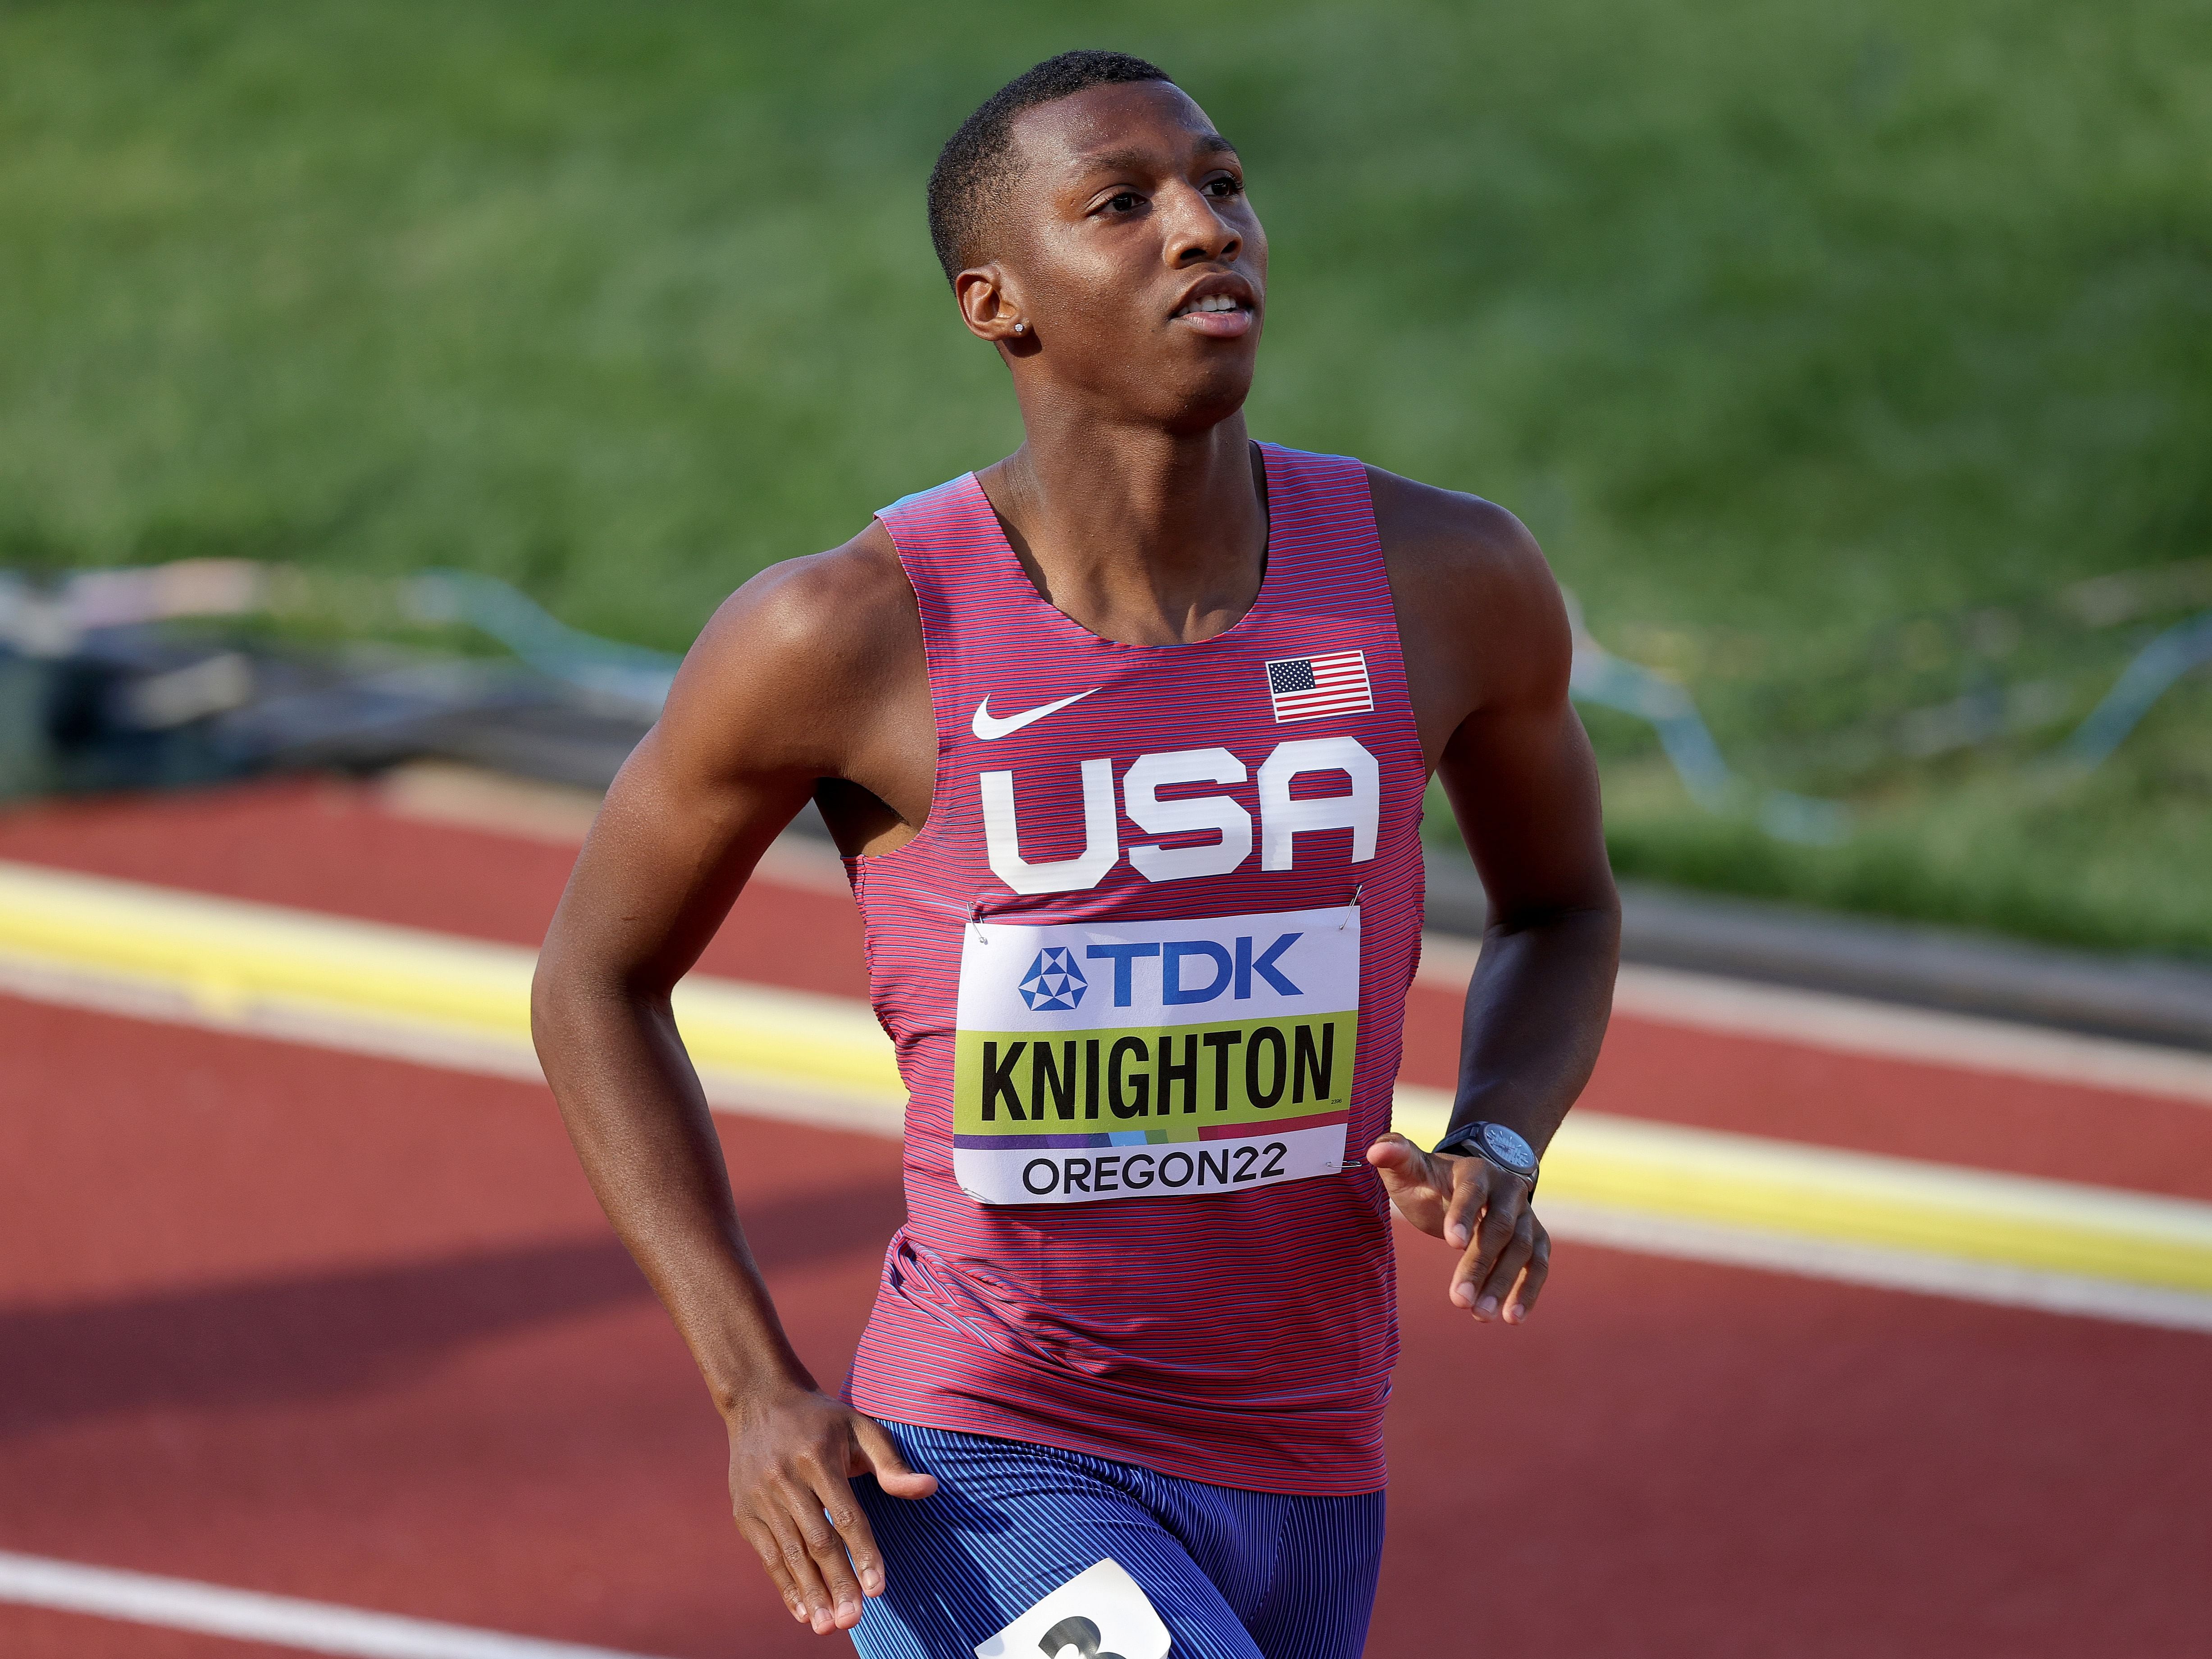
{"left": 1172, "top": 292, "right": 1256, "bottom": 337}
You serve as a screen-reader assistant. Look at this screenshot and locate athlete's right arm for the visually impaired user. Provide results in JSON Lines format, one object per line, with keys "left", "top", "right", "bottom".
{"left": 531, "top": 524, "right": 937, "bottom": 1639}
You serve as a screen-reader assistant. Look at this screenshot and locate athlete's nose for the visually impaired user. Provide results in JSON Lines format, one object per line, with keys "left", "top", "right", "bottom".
{"left": 1163, "top": 183, "right": 1241, "bottom": 267}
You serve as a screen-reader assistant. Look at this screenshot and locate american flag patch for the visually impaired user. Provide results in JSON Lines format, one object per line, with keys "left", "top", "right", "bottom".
{"left": 1264, "top": 651, "right": 1373, "bottom": 723}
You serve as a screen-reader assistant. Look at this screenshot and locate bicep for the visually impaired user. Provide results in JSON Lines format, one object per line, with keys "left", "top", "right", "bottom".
{"left": 1436, "top": 695, "right": 1611, "bottom": 925}
{"left": 1429, "top": 547, "right": 1613, "bottom": 925}
{"left": 550, "top": 725, "right": 816, "bottom": 998}
{"left": 1390, "top": 485, "right": 1613, "bottom": 925}
{"left": 1441, "top": 724, "right": 1608, "bottom": 923}
{"left": 541, "top": 580, "right": 855, "bottom": 997}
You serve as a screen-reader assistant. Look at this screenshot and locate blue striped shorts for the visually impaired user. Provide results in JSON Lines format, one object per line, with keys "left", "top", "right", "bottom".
{"left": 850, "top": 1420, "right": 1384, "bottom": 1659}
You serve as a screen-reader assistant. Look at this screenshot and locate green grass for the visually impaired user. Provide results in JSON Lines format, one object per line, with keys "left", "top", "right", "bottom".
{"left": 3, "top": 0, "right": 2210, "bottom": 956}
{"left": 1590, "top": 681, "right": 2212, "bottom": 958}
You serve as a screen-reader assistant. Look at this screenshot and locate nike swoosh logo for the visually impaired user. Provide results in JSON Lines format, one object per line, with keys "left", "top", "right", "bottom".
{"left": 971, "top": 687, "right": 1102, "bottom": 740}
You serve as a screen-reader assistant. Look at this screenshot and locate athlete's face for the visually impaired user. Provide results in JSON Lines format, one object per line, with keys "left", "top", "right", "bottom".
{"left": 958, "top": 81, "right": 1267, "bottom": 430}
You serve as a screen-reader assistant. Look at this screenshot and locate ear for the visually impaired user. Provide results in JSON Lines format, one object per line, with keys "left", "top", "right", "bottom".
{"left": 954, "top": 264, "right": 1026, "bottom": 345}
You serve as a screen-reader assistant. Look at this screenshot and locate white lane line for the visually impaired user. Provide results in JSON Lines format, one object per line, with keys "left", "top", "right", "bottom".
{"left": 0, "top": 1550, "right": 674, "bottom": 1659}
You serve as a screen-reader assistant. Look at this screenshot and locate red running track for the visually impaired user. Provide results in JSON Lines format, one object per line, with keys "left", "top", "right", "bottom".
{"left": 0, "top": 780, "right": 2207, "bottom": 1657}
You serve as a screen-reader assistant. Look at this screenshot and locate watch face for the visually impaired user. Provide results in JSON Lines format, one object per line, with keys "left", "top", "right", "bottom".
{"left": 1479, "top": 1122, "right": 1537, "bottom": 1174}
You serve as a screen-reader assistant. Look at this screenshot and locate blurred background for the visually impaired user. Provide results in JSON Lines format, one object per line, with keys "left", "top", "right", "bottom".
{"left": 5, "top": 0, "right": 2211, "bottom": 949}
{"left": 3, "top": 5, "right": 2209, "bottom": 1659}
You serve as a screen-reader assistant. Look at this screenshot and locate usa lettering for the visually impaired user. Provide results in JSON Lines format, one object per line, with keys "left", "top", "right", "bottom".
{"left": 980, "top": 737, "right": 1380, "bottom": 896}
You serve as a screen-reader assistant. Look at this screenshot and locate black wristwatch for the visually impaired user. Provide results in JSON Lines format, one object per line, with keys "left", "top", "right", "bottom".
{"left": 1433, "top": 1120, "right": 1541, "bottom": 1194}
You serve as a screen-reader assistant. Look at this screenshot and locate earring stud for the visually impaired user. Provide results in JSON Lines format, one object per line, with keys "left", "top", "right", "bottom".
{"left": 1013, "top": 322, "right": 1026, "bottom": 334}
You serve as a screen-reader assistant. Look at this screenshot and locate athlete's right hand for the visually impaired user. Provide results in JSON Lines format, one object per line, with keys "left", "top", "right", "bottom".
{"left": 724, "top": 1384, "right": 939, "bottom": 1635}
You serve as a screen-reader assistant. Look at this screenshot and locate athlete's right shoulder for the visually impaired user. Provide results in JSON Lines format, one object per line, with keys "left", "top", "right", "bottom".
{"left": 709, "top": 519, "right": 915, "bottom": 661}
{"left": 653, "top": 520, "right": 926, "bottom": 775}
{"left": 681, "top": 521, "right": 919, "bottom": 692}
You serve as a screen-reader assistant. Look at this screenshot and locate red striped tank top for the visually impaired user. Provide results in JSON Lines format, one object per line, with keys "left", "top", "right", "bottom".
{"left": 843, "top": 444, "right": 1424, "bottom": 1495}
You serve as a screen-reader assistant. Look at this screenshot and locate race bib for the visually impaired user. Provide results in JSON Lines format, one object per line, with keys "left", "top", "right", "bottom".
{"left": 973, "top": 1558, "right": 1171, "bottom": 1659}
{"left": 952, "top": 905, "right": 1358, "bottom": 1205}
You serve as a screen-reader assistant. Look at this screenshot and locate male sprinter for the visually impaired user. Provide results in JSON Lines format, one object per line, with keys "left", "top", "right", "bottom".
{"left": 534, "top": 50, "right": 1618, "bottom": 1659}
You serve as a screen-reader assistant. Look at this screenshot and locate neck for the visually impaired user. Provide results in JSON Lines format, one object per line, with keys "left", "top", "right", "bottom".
{"left": 979, "top": 403, "right": 1267, "bottom": 647}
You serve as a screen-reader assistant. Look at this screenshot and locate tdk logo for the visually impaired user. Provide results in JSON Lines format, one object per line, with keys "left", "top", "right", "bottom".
{"left": 1078, "top": 933, "right": 1303, "bottom": 1008}
{"left": 1018, "top": 947, "right": 1088, "bottom": 1012}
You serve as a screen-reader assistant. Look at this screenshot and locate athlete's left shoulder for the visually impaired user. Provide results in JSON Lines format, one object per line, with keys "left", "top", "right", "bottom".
{"left": 1361, "top": 463, "right": 1571, "bottom": 720}
{"left": 1363, "top": 464, "right": 1551, "bottom": 616}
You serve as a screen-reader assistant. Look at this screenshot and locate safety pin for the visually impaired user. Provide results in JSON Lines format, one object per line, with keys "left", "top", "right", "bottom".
{"left": 1339, "top": 884, "right": 1364, "bottom": 928}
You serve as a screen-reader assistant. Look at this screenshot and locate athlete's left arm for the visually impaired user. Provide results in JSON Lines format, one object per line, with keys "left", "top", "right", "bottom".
{"left": 1366, "top": 468, "right": 1622, "bottom": 1324}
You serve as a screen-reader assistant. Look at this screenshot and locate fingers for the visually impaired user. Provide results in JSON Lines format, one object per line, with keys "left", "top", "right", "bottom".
{"left": 814, "top": 1417, "right": 934, "bottom": 1616}
{"left": 1471, "top": 1208, "right": 1536, "bottom": 1322}
{"left": 1507, "top": 1218, "right": 1552, "bottom": 1323}
{"left": 850, "top": 1413, "right": 940, "bottom": 1500}
{"left": 728, "top": 1395, "right": 939, "bottom": 1636}
{"left": 780, "top": 1463, "right": 868, "bottom": 1632}
{"left": 1442, "top": 1154, "right": 1486, "bottom": 1249}
{"left": 1450, "top": 1170, "right": 1530, "bottom": 1320}
{"left": 1366, "top": 1134, "right": 1450, "bottom": 1234}
{"left": 745, "top": 1493, "right": 843, "bottom": 1632}
{"left": 806, "top": 1463, "right": 882, "bottom": 1613}
{"left": 732, "top": 1454, "right": 871, "bottom": 1633}
{"left": 747, "top": 1417, "right": 938, "bottom": 1635}
{"left": 1373, "top": 1137, "right": 1551, "bottom": 1325}
{"left": 733, "top": 1513, "right": 807, "bottom": 1626}
{"left": 1364, "top": 1132, "right": 1423, "bottom": 1175}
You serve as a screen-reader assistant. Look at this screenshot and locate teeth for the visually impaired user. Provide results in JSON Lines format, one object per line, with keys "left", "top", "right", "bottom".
{"left": 1181, "top": 294, "right": 1242, "bottom": 314}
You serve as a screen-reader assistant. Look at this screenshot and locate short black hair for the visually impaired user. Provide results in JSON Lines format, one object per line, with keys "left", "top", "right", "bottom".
{"left": 926, "top": 50, "right": 1173, "bottom": 282}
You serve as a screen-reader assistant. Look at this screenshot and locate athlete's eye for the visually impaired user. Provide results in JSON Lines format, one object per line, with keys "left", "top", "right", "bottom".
{"left": 1205, "top": 175, "right": 1245, "bottom": 198}
{"left": 1104, "top": 191, "right": 1143, "bottom": 214}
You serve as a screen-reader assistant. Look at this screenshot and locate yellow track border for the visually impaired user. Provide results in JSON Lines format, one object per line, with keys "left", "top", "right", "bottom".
{"left": 3, "top": 859, "right": 2208, "bottom": 1305}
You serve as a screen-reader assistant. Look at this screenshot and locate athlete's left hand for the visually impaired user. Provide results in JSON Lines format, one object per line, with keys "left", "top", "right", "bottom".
{"left": 1366, "top": 1133, "right": 1548, "bottom": 1323}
